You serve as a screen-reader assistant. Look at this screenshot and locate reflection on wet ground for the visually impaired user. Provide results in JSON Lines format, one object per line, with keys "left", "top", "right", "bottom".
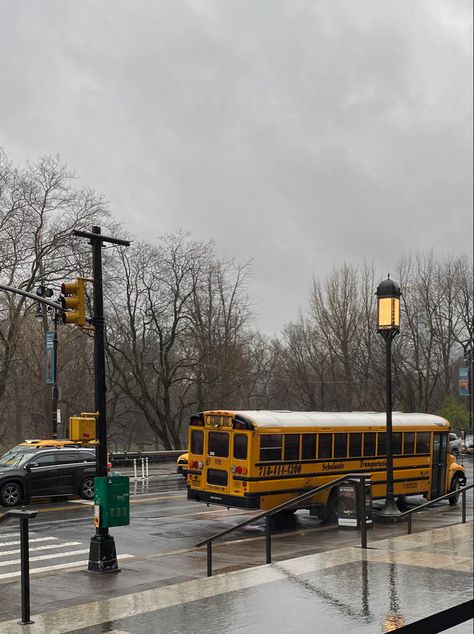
{"left": 2, "top": 522, "right": 471, "bottom": 634}
{"left": 71, "top": 561, "right": 471, "bottom": 634}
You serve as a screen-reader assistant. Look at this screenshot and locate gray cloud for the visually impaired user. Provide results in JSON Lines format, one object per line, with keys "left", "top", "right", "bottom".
{"left": 1, "top": 0, "right": 472, "bottom": 332}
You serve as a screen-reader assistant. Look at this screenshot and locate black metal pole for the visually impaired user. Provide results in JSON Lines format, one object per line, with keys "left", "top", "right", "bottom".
{"left": 469, "top": 349, "right": 474, "bottom": 439}
{"left": 378, "top": 331, "right": 401, "bottom": 520}
{"left": 207, "top": 542, "right": 212, "bottom": 577}
{"left": 87, "top": 226, "right": 118, "bottom": 573}
{"left": 358, "top": 477, "right": 367, "bottom": 549}
{"left": 265, "top": 515, "right": 272, "bottom": 564}
{"left": 385, "top": 334, "right": 395, "bottom": 505}
{"left": 19, "top": 516, "right": 33, "bottom": 625}
{"left": 51, "top": 314, "right": 59, "bottom": 439}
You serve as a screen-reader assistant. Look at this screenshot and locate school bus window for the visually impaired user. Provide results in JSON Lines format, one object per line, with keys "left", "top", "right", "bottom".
{"left": 363, "top": 433, "right": 376, "bottom": 456}
{"left": 234, "top": 434, "right": 248, "bottom": 460}
{"left": 302, "top": 434, "right": 316, "bottom": 460}
{"left": 378, "top": 433, "right": 387, "bottom": 456}
{"left": 416, "top": 432, "right": 430, "bottom": 454}
{"left": 284, "top": 434, "right": 300, "bottom": 461}
{"left": 208, "top": 431, "right": 229, "bottom": 457}
{"left": 349, "top": 433, "right": 362, "bottom": 457}
{"left": 260, "top": 434, "right": 282, "bottom": 462}
{"left": 392, "top": 432, "right": 402, "bottom": 455}
{"left": 334, "top": 433, "right": 347, "bottom": 458}
{"left": 191, "top": 430, "right": 203, "bottom": 455}
{"left": 403, "top": 432, "right": 415, "bottom": 454}
{"left": 318, "top": 433, "right": 332, "bottom": 459}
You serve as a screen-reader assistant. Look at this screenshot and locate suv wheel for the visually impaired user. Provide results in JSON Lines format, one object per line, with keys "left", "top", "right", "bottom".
{"left": 79, "top": 477, "right": 95, "bottom": 500}
{"left": 0, "top": 482, "right": 23, "bottom": 507}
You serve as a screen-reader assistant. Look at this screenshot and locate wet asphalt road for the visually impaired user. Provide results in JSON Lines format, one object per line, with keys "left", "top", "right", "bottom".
{"left": 6, "top": 454, "right": 473, "bottom": 560}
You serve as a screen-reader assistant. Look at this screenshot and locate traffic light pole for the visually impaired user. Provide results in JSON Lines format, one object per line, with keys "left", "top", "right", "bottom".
{"left": 0, "top": 284, "right": 64, "bottom": 440}
{"left": 73, "top": 226, "right": 130, "bottom": 573}
{"left": 51, "top": 313, "right": 59, "bottom": 439}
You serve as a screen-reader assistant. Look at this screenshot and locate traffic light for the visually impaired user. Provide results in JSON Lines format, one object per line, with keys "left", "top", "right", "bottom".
{"left": 61, "top": 278, "right": 86, "bottom": 327}
{"left": 36, "top": 285, "right": 54, "bottom": 298}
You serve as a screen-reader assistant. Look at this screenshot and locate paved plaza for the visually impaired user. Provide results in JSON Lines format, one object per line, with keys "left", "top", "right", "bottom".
{"left": 0, "top": 522, "right": 472, "bottom": 633}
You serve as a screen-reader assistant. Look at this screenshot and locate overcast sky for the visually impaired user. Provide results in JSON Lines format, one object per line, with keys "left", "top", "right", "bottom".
{"left": 1, "top": 0, "right": 472, "bottom": 334}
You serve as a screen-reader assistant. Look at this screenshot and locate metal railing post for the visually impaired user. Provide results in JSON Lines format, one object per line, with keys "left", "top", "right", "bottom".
{"left": 407, "top": 513, "right": 412, "bottom": 534}
{"left": 207, "top": 542, "right": 212, "bottom": 577}
{"left": 462, "top": 490, "right": 466, "bottom": 524}
{"left": 358, "top": 476, "right": 367, "bottom": 549}
{"left": 1, "top": 508, "right": 37, "bottom": 625}
{"left": 19, "top": 515, "right": 33, "bottom": 625}
{"left": 265, "top": 515, "right": 272, "bottom": 564}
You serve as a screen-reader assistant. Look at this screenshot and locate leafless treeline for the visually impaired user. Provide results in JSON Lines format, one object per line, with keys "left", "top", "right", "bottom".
{"left": 1, "top": 154, "right": 472, "bottom": 451}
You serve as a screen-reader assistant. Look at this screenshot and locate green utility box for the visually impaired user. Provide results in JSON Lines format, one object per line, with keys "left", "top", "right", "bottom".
{"left": 94, "top": 475, "right": 130, "bottom": 528}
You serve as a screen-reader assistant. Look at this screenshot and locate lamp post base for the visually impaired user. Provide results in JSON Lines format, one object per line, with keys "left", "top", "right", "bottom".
{"left": 88, "top": 534, "right": 120, "bottom": 573}
{"left": 376, "top": 498, "right": 403, "bottom": 522}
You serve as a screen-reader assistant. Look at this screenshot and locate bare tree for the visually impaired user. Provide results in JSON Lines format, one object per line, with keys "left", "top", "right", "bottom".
{"left": 0, "top": 152, "right": 107, "bottom": 446}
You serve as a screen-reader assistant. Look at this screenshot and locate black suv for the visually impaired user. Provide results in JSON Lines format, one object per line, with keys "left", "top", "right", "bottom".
{"left": 0, "top": 446, "right": 96, "bottom": 507}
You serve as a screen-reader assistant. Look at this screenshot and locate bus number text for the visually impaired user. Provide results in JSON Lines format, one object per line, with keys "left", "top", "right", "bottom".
{"left": 258, "top": 464, "right": 302, "bottom": 477}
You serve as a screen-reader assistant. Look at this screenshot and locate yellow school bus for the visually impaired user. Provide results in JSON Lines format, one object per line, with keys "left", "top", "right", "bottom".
{"left": 186, "top": 410, "right": 466, "bottom": 520}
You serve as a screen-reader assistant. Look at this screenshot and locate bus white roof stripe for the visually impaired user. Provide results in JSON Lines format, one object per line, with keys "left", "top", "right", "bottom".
{"left": 223, "top": 411, "right": 449, "bottom": 428}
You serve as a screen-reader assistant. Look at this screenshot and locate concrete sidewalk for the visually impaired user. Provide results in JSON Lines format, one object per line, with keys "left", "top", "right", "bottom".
{"left": 1, "top": 522, "right": 472, "bottom": 633}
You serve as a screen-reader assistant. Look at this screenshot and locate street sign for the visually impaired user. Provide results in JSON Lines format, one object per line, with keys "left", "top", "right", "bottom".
{"left": 459, "top": 367, "right": 470, "bottom": 397}
{"left": 45, "top": 331, "right": 55, "bottom": 384}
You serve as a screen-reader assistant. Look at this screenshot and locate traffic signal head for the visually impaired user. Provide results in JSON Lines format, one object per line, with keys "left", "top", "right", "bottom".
{"left": 61, "top": 278, "right": 86, "bottom": 327}
{"left": 36, "top": 285, "right": 54, "bottom": 298}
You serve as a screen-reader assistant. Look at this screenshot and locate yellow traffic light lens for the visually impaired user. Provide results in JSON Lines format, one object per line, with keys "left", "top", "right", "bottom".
{"left": 60, "top": 278, "right": 86, "bottom": 327}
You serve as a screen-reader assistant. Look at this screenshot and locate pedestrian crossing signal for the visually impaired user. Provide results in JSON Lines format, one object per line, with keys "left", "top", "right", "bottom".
{"left": 61, "top": 278, "right": 86, "bottom": 327}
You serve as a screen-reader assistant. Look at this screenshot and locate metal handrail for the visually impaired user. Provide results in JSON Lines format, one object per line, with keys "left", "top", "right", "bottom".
{"left": 399, "top": 483, "right": 473, "bottom": 534}
{"left": 196, "top": 473, "right": 370, "bottom": 576}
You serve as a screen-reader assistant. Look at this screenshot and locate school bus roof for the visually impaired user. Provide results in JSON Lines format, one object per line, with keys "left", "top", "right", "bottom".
{"left": 202, "top": 410, "right": 450, "bottom": 430}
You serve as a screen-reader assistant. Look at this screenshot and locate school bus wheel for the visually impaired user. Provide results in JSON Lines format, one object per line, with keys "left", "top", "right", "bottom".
{"left": 326, "top": 488, "right": 340, "bottom": 524}
{"left": 448, "top": 474, "right": 463, "bottom": 506}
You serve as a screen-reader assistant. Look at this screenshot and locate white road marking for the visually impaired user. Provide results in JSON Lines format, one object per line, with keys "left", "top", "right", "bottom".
{"left": 0, "top": 536, "right": 57, "bottom": 547}
{"left": 0, "top": 554, "right": 134, "bottom": 580}
{"left": 68, "top": 499, "right": 93, "bottom": 505}
{"left": 0, "top": 548, "right": 90, "bottom": 567}
{"left": 0, "top": 541, "right": 81, "bottom": 557}
{"left": 0, "top": 532, "right": 32, "bottom": 540}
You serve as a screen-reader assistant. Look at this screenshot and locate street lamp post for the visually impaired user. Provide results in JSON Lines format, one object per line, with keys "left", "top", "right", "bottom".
{"left": 376, "top": 276, "right": 402, "bottom": 520}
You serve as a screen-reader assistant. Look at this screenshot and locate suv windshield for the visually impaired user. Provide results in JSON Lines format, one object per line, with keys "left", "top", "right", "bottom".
{"left": 0, "top": 450, "right": 33, "bottom": 469}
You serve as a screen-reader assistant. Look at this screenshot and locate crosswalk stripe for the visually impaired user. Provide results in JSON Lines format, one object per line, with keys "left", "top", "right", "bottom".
{"left": 0, "top": 532, "right": 39, "bottom": 540}
{"left": 0, "top": 548, "right": 90, "bottom": 567}
{"left": 0, "top": 541, "right": 81, "bottom": 557}
{"left": 0, "top": 554, "right": 134, "bottom": 580}
{"left": 0, "top": 536, "right": 57, "bottom": 547}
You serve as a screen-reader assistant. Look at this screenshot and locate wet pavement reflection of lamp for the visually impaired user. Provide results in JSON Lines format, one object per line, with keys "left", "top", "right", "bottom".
{"left": 382, "top": 563, "right": 407, "bottom": 632}
{"left": 376, "top": 276, "right": 402, "bottom": 520}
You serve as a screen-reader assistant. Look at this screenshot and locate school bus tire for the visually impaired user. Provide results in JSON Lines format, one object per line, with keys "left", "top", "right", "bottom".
{"left": 326, "top": 487, "right": 339, "bottom": 524}
{"left": 270, "top": 509, "right": 297, "bottom": 529}
{"left": 448, "top": 474, "right": 462, "bottom": 506}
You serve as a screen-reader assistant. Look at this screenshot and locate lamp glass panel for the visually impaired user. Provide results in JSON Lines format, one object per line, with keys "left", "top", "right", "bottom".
{"left": 393, "top": 297, "right": 400, "bottom": 327}
{"left": 378, "top": 297, "right": 393, "bottom": 327}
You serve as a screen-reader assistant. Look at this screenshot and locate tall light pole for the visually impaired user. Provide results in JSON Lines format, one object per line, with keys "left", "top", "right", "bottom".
{"left": 376, "top": 276, "right": 402, "bottom": 520}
